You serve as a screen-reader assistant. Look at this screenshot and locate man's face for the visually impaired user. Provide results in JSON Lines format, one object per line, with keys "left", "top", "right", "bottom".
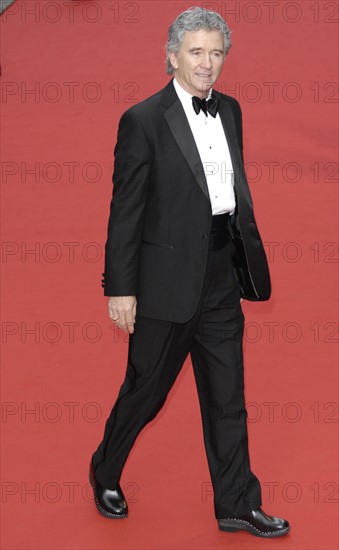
{"left": 169, "top": 29, "right": 225, "bottom": 98}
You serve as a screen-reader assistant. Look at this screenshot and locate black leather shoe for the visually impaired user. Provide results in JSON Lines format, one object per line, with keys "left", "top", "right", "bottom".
{"left": 218, "top": 507, "right": 290, "bottom": 537}
{"left": 89, "top": 457, "right": 128, "bottom": 519}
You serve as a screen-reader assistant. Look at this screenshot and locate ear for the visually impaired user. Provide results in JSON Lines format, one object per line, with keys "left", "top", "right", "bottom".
{"left": 169, "top": 51, "right": 179, "bottom": 71}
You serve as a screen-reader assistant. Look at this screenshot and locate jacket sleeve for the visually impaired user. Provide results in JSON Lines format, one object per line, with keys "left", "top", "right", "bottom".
{"left": 102, "top": 108, "right": 152, "bottom": 296}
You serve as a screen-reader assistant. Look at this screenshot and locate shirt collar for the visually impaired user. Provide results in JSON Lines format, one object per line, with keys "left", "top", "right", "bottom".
{"left": 173, "top": 77, "right": 213, "bottom": 107}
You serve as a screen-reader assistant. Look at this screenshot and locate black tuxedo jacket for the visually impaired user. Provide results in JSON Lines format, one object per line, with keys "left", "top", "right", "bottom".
{"left": 102, "top": 79, "right": 271, "bottom": 322}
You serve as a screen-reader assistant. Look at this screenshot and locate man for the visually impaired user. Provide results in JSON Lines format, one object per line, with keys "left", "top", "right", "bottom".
{"left": 90, "top": 7, "right": 290, "bottom": 538}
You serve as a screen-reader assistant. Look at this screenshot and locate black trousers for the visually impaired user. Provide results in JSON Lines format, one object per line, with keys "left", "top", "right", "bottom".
{"left": 92, "top": 214, "right": 262, "bottom": 518}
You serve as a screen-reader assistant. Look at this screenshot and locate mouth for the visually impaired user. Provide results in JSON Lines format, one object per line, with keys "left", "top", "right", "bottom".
{"left": 196, "top": 73, "right": 212, "bottom": 78}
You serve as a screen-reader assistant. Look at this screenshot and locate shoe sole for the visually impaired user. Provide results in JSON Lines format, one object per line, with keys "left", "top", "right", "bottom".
{"left": 218, "top": 519, "right": 290, "bottom": 538}
{"left": 89, "top": 466, "right": 128, "bottom": 519}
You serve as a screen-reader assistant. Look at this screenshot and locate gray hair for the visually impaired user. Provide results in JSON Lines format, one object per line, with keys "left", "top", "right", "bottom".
{"left": 166, "top": 6, "right": 232, "bottom": 74}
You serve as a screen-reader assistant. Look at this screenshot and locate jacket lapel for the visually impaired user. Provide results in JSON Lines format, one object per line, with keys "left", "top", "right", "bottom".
{"left": 161, "top": 80, "right": 209, "bottom": 201}
{"left": 217, "top": 95, "right": 245, "bottom": 196}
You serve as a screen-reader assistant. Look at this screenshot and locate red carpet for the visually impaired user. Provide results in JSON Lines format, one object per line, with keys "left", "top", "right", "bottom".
{"left": 1, "top": 1, "right": 338, "bottom": 548}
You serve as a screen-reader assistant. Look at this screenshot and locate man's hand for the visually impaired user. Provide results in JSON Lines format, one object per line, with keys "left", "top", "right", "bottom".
{"left": 108, "top": 296, "right": 137, "bottom": 334}
{"left": 240, "top": 298, "right": 244, "bottom": 303}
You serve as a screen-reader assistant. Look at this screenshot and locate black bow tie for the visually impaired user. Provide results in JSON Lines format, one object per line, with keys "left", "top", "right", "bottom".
{"left": 192, "top": 92, "right": 220, "bottom": 118}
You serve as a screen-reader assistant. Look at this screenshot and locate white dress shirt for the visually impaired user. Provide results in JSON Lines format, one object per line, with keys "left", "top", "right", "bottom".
{"left": 173, "top": 77, "right": 236, "bottom": 216}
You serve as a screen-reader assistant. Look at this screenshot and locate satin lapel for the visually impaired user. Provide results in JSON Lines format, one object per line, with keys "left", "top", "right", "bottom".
{"left": 218, "top": 99, "right": 244, "bottom": 188}
{"left": 163, "top": 101, "right": 210, "bottom": 202}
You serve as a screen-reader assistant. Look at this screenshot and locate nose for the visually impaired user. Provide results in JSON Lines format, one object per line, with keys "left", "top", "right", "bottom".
{"left": 200, "top": 53, "right": 213, "bottom": 69}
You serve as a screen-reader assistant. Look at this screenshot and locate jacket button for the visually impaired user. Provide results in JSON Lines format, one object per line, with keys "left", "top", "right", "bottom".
{"left": 202, "top": 234, "right": 208, "bottom": 240}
